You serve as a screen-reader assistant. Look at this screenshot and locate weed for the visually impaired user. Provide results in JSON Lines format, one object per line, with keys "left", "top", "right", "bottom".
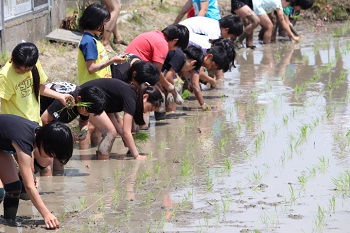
{"left": 130, "top": 10, "right": 143, "bottom": 25}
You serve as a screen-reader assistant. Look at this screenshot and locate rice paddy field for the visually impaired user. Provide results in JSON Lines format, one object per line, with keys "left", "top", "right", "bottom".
{"left": 1, "top": 21, "right": 350, "bottom": 233}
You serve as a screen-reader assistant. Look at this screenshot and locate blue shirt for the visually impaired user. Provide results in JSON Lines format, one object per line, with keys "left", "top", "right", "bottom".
{"left": 192, "top": 0, "right": 221, "bottom": 20}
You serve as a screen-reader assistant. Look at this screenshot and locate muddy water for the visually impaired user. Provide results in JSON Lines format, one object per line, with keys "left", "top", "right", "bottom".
{"left": 2, "top": 23, "right": 350, "bottom": 233}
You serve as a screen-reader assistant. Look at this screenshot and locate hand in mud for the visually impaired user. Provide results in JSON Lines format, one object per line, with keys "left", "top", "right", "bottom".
{"left": 135, "top": 154, "right": 147, "bottom": 160}
{"left": 44, "top": 213, "right": 59, "bottom": 229}
{"left": 201, "top": 103, "right": 211, "bottom": 111}
{"left": 291, "top": 36, "right": 300, "bottom": 42}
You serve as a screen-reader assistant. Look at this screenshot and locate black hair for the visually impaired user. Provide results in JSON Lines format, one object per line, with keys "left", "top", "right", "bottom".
{"left": 128, "top": 61, "right": 160, "bottom": 86}
{"left": 293, "top": 0, "right": 314, "bottom": 9}
{"left": 134, "top": 83, "right": 163, "bottom": 125}
{"left": 208, "top": 38, "right": 236, "bottom": 72}
{"left": 35, "top": 122, "right": 73, "bottom": 165}
{"left": 79, "top": 3, "right": 110, "bottom": 31}
{"left": 78, "top": 85, "right": 106, "bottom": 115}
{"left": 183, "top": 45, "right": 204, "bottom": 70}
{"left": 11, "top": 42, "right": 40, "bottom": 101}
{"left": 219, "top": 14, "right": 244, "bottom": 37}
{"left": 162, "top": 24, "right": 189, "bottom": 50}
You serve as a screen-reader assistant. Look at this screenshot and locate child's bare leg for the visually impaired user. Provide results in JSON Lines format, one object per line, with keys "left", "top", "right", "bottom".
{"left": 259, "top": 14, "right": 274, "bottom": 44}
{"left": 0, "top": 152, "right": 22, "bottom": 220}
{"left": 79, "top": 119, "right": 92, "bottom": 150}
{"left": 89, "top": 112, "right": 117, "bottom": 160}
{"left": 0, "top": 179, "right": 4, "bottom": 204}
{"left": 52, "top": 158, "right": 64, "bottom": 176}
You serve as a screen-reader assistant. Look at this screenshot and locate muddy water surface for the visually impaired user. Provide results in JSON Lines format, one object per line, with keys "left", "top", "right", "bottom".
{"left": 1, "top": 23, "right": 350, "bottom": 233}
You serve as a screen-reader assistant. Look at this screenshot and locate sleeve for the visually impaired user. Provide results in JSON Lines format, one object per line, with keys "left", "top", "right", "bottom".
{"left": 275, "top": 0, "right": 283, "bottom": 10}
{"left": 36, "top": 60, "right": 48, "bottom": 84}
{"left": 0, "top": 73, "right": 14, "bottom": 100}
{"left": 167, "top": 50, "right": 186, "bottom": 73}
{"left": 123, "top": 89, "right": 137, "bottom": 116}
{"left": 151, "top": 41, "right": 169, "bottom": 65}
{"left": 46, "top": 99, "right": 65, "bottom": 119}
{"left": 12, "top": 138, "right": 34, "bottom": 156}
{"left": 79, "top": 37, "right": 98, "bottom": 61}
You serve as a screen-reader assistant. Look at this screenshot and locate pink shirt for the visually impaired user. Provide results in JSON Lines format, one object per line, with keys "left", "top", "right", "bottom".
{"left": 125, "top": 30, "right": 168, "bottom": 65}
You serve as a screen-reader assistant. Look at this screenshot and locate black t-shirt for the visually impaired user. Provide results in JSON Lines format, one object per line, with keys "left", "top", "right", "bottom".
{"left": 0, "top": 114, "right": 38, "bottom": 156}
{"left": 162, "top": 48, "right": 186, "bottom": 74}
{"left": 40, "top": 82, "right": 87, "bottom": 123}
{"left": 80, "top": 78, "right": 137, "bottom": 115}
{"left": 111, "top": 53, "right": 141, "bottom": 83}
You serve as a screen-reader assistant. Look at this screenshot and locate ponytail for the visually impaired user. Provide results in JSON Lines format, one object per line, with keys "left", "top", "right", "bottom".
{"left": 31, "top": 66, "right": 40, "bottom": 102}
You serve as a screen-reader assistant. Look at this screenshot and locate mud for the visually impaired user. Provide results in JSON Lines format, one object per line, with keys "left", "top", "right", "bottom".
{"left": 1, "top": 22, "right": 350, "bottom": 233}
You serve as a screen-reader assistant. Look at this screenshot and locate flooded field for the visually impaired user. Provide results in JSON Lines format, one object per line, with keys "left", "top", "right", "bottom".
{"left": 1, "top": 22, "right": 350, "bottom": 233}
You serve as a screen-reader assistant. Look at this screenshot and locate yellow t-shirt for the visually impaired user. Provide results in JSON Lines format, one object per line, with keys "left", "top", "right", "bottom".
{"left": 0, "top": 60, "right": 48, "bottom": 124}
{"left": 77, "top": 34, "right": 111, "bottom": 85}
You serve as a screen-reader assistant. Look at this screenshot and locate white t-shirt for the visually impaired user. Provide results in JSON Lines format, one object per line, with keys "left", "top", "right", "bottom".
{"left": 253, "top": 0, "right": 282, "bottom": 15}
{"left": 179, "top": 16, "right": 221, "bottom": 40}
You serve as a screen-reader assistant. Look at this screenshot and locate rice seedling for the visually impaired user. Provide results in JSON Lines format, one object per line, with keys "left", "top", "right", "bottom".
{"left": 154, "top": 163, "right": 161, "bottom": 174}
{"left": 206, "top": 171, "right": 215, "bottom": 192}
{"left": 214, "top": 203, "right": 221, "bottom": 224}
{"left": 221, "top": 197, "right": 231, "bottom": 215}
{"left": 98, "top": 200, "right": 105, "bottom": 213}
{"left": 181, "top": 158, "right": 192, "bottom": 177}
{"left": 181, "top": 89, "right": 191, "bottom": 100}
{"left": 157, "top": 140, "right": 168, "bottom": 150}
{"left": 329, "top": 196, "right": 336, "bottom": 213}
{"left": 145, "top": 192, "right": 154, "bottom": 204}
{"left": 254, "top": 131, "right": 266, "bottom": 153}
{"left": 289, "top": 183, "right": 297, "bottom": 205}
{"left": 112, "top": 191, "right": 119, "bottom": 205}
{"left": 219, "top": 136, "right": 229, "bottom": 149}
{"left": 307, "top": 165, "right": 318, "bottom": 178}
{"left": 318, "top": 156, "right": 329, "bottom": 173}
{"left": 79, "top": 196, "right": 87, "bottom": 210}
{"left": 298, "top": 172, "right": 308, "bottom": 192}
{"left": 283, "top": 115, "right": 289, "bottom": 125}
{"left": 133, "top": 132, "right": 149, "bottom": 151}
{"left": 223, "top": 158, "right": 233, "bottom": 171}
{"left": 260, "top": 211, "right": 276, "bottom": 229}
{"left": 313, "top": 205, "right": 326, "bottom": 233}
{"left": 332, "top": 170, "right": 350, "bottom": 195}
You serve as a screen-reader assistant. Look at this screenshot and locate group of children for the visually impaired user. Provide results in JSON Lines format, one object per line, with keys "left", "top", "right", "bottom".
{"left": 0, "top": 0, "right": 313, "bottom": 229}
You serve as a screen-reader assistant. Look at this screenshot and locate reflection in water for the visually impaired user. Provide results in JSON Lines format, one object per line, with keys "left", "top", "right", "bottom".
{"left": 3, "top": 25, "right": 350, "bottom": 233}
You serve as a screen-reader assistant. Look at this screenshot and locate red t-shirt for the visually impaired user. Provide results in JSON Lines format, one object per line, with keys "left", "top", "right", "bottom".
{"left": 125, "top": 30, "right": 168, "bottom": 65}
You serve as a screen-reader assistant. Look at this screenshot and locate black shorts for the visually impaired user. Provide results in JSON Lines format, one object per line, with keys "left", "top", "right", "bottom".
{"left": 231, "top": 0, "right": 253, "bottom": 13}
